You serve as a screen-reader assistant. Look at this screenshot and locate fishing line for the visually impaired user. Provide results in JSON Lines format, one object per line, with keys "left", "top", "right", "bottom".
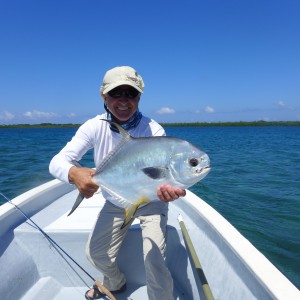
{"left": 0, "top": 192, "right": 95, "bottom": 286}
{"left": 25, "top": 218, "right": 90, "bottom": 288}
{"left": 0, "top": 192, "right": 117, "bottom": 300}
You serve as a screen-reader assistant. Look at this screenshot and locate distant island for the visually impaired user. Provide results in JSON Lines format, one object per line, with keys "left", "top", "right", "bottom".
{"left": 0, "top": 121, "right": 300, "bottom": 128}
{"left": 162, "top": 121, "right": 300, "bottom": 127}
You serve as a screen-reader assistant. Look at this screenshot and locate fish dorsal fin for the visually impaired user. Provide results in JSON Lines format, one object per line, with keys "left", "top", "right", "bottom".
{"left": 142, "top": 167, "right": 168, "bottom": 179}
{"left": 96, "top": 119, "right": 132, "bottom": 173}
{"left": 100, "top": 118, "right": 131, "bottom": 139}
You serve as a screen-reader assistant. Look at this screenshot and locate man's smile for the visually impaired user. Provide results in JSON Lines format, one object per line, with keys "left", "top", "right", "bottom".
{"left": 116, "top": 106, "right": 131, "bottom": 111}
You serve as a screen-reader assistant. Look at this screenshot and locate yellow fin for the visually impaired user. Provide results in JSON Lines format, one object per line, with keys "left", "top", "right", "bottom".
{"left": 121, "top": 197, "right": 151, "bottom": 229}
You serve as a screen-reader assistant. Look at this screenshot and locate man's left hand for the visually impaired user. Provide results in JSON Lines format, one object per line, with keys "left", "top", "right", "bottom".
{"left": 157, "top": 184, "right": 186, "bottom": 202}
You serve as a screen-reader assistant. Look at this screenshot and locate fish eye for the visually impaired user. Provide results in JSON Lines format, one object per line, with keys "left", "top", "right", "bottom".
{"left": 189, "top": 158, "right": 199, "bottom": 167}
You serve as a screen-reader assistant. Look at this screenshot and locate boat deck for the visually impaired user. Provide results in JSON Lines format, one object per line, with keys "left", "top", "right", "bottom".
{"left": 11, "top": 189, "right": 198, "bottom": 300}
{"left": 1, "top": 180, "right": 299, "bottom": 300}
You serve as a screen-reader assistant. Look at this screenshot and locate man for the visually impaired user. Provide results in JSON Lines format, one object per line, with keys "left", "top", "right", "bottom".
{"left": 49, "top": 66, "right": 186, "bottom": 300}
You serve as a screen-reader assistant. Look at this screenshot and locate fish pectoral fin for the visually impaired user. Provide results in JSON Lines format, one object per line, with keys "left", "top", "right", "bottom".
{"left": 142, "top": 167, "right": 168, "bottom": 179}
{"left": 121, "top": 197, "right": 151, "bottom": 229}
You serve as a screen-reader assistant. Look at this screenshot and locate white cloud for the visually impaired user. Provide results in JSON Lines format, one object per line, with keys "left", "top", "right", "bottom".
{"left": 205, "top": 106, "right": 215, "bottom": 113}
{"left": 276, "top": 100, "right": 294, "bottom": 110}
{"left": 23, "top": 110, "right": 58, "bottom": 119}
{"left": 0, "top": 111, "right": 15, "bottom": 120}
{"left": 156, "top": 107, "right": 176, "bottom": 114}
{"left": 67, "top": 112, "right": 77, "bottom": 118}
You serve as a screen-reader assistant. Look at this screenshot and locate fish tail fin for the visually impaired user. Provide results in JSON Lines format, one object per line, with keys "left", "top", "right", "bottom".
{"left": 120, "top": 197, "right": 151, "bottom": 229}
{"left": 68, "top": 193, "right": 84, "bottom": 216}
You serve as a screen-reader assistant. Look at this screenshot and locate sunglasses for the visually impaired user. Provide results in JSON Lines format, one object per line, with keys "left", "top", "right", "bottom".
{"left": 108, "top": 87, "right": 140, "bottom": 99}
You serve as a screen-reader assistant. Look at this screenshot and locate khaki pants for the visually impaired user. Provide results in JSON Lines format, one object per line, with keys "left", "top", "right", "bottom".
{"left": 86, "top": 200, "right": 174, "bottom": 300}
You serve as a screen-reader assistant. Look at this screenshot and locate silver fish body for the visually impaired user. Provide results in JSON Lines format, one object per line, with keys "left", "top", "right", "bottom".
{"left": 69, "top": 120, "right": 210, "bottom": 225}
{"left": 94, "top": 135, "right": 210, "bottom": 208}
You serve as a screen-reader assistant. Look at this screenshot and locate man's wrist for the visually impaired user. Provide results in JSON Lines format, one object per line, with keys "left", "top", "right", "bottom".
{"left": 68, "top": 166, "right": 77, "bottom": 184}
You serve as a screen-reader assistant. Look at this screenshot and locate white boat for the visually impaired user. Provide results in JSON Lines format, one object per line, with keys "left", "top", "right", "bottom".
{"left": 0, "top": 179, "right": 299, "bottom": 300}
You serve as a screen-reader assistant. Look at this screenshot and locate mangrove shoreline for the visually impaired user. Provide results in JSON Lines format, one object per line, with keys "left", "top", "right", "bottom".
{"left": 0, "top": 121, "right": 300, "bottom": 129}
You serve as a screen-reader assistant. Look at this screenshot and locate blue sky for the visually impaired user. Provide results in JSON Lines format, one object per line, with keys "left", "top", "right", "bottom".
{"left": 0, "top": 0, "right": 299, "bottom": 124}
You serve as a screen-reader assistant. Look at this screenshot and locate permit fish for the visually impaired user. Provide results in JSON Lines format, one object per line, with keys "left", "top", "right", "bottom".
{"left": 68, "top": 119, "right": 210, "bottom": 228}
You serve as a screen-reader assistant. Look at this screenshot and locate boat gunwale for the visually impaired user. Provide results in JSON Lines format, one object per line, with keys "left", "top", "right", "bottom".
{"left": 178, "top": 190, "right": 300, "bottom": 299}
{"left": 0, "top": 179, "right": 74, "bottom": 236}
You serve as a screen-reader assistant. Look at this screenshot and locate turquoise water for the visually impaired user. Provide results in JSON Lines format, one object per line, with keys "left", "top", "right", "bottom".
{"left": 0, "top": 126, "right": 299, "bottom": 289}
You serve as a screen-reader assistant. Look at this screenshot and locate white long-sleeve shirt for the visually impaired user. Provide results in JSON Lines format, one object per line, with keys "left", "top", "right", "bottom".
{"left": 49, "top": 113, "right": 165, "bottom": 207}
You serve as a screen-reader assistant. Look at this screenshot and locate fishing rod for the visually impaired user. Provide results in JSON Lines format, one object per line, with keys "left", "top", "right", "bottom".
{"left": 178, "top": 214, "right": 214, "bottom": 300}
{"left": 0, "top": 192, "right": 116, "bottom": 300}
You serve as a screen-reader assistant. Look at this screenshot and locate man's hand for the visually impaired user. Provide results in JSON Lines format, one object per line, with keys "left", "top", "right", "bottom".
{"left": 157, "top": 184, "right": 186, "bottom": 202}
{"left": 68, "top": 166, "right": 99, "bottom": 198}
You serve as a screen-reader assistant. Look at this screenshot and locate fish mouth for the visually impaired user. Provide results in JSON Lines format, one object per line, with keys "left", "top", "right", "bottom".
{"left": 195, "top": 166, "right": 211, "bottom": 174}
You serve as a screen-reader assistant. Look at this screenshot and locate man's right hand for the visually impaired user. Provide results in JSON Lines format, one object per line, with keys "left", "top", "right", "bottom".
{"left": 68, "top": 166, "right": 99, "bottom": 198}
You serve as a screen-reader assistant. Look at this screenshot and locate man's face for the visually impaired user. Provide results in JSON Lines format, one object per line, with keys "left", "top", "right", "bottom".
{"left": 103, "top": 85, "right": 141, "bottom": 123}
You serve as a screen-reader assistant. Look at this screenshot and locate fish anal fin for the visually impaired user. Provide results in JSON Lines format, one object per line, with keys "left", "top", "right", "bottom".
{"left": 142, "top": 167, "right": 168, "bottom": 179}
{"left": 121, "top": 197, "right": 151, "bottom": 229}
